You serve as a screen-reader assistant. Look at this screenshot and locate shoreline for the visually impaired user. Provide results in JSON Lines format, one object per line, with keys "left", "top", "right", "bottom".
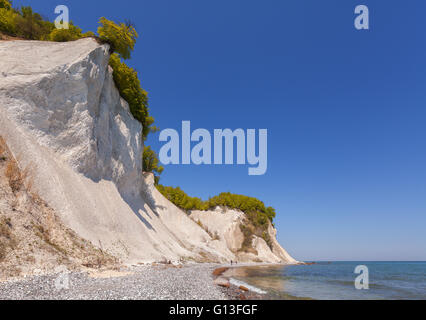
{"left": 0, "top": 261, "right": 301, "bottom": 300}
{"left": 211, "top": 262, "right": 301, "bottom": 300}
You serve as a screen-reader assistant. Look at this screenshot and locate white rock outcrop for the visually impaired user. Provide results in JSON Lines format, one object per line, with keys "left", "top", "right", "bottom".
{"left": 190, "top": 208, "right": 297, "bottom": 263}
{"left": 0, "top": 38, "right": 296, "bottom": 264}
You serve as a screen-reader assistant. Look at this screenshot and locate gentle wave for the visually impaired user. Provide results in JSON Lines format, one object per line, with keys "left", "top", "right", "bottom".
{"left": 229, "top": 278, "right": 267, "bottom": 294}
{"left": 328, "top": 279, "right": 403, "bottom": 290}
{"left": 226, "top": 262, "right": 426, "bottom": 300}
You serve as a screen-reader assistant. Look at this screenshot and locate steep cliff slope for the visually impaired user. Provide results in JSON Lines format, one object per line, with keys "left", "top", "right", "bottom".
{"left": 0, "top": 38, "right": 296, "bottom": 265}
{"left": 0, "top": 137, "right": 117, "bottom": 280}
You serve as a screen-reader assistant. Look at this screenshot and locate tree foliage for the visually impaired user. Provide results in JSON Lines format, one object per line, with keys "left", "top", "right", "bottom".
{"left": 100, "top": 19, "right": 156, "bottom": 140}
{"left": 156, "top": 186, "right": 277, "bottom": 250}
{"left": 207, "top": 192, "right": 276, "bottom": 222}
{"left": 0, "top": 6, "right": 18, "bottom": 35}
{"left": 108, "top": 53, "right": 155, "bottom": 140}
{"left": 97, "top": 17, "right": 137, "bottom": 60}
{"left": 0, "top": 0, "right": 12, "bottom": 10}
{"left": 14, "top": 6, "right": 54, "bottom": 40}
{"left": 156, "top": 185, "right": 208, "bottom": 211}
{"left": 49, "top": 23, "right": 84, "bottom": 42}
{"left": 0, "top": 5, "right": 55, "bottom": 40}
{"left": 143, "top": 146, "right": 164, "bottom": 184}
{"left": 156, "top": 187, "right": 276, "bottom": 223}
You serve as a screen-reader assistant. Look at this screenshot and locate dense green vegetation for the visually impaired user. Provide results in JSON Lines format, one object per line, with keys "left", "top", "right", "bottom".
{"left": 0, "top": 0, "right": 12, "bottom": 10}
{"left": 109, "top": 53, "right": 155, "bottom": 140}
{"left": 142, "top": 146, "right": 164, "bottom": 184}
{"left": 156, "top": 186, "right": 276, "bottom": 250}
{"left": 156, "top": 185, "right": 207, "bottom": 211}
{"left": 0, "top": 2, "right": 91, "bottom": 41}
{"left": 0, "top": 4, "right": 51, "bottom": 39}
{"left": 98, "top": 17, "right": 137, "bottom": 60}
{"left": 48, "top": 23, "right": 93, "bottom": 42}
{"left": 156, "top": 187, "right": 275, "bottom": 223}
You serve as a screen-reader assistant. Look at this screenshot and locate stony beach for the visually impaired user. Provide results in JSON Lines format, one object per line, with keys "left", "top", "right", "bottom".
{"left": 0, "top": 263, "right": 265, "bottom": 300}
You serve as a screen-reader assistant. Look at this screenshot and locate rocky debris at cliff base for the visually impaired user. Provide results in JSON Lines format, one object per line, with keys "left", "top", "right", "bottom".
{"left": 218, "top": 283, "right": 268, "bottom": 300}
{"left": 213, "top": 277, "right": 230, "bottom": 288}
{"left": 0, "top": 136, "right": 118, "bottom": 279}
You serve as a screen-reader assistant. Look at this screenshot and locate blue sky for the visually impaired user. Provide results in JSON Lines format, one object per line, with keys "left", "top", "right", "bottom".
{"left": 14, "top": 0, "right": 426, "bottom": 261}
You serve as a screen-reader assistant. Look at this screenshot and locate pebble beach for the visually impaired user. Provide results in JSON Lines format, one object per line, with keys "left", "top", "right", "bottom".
{"left": 0, "top": 263, "right": 264, "bottom": 300}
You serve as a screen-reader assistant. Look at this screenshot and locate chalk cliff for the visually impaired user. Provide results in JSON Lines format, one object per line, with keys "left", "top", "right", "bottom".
{"left": 0, "top": 38, "right": 296, "bottom": 265}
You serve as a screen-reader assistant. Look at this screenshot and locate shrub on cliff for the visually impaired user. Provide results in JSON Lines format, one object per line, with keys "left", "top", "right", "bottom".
{"left": 98, "top": 18, "right": 156, "bottom": 140}
{"left": 155, "top": 187, "right": 275, "bottom": 224}
{"left": 0, "top": 0, "right": 12, "bottom": 10}
{"left": 156, "top": 185, "right": 207, "bottom": 211}
{"left": 14, "top": 6, "right": 54, "bottom": 40}
{"left": 109, "top": 53, "right": 155, "bottom": 140}
{"left": 0, "top": 7, "right": 18, "bottom": 35}
{"left": 206, "top": 192, "right": 275, "bottom": 223}
{"left": 155, "top": 186, "right": 276, "bottom": 250}
{"left": 0, "top": 5, "right": 53, "bottom": 39}
{"left": 98, "top": 17, "right": 137, "bottom": 60}
{"left": 48, "top": 23, "right": 84, "bottom": 42}
{"left": 143, "top": 146, "right": 164, "bottom": 184}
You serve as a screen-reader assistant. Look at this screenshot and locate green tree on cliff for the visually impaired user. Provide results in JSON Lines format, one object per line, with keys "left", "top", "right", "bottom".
{"left": 0, "top": 1, "right": 17, "bottom": 35}
{"left": 143, "top": 146, "right": 164, "bottom": 184}
{"left": 0, "top": 0, "right": 12, "bottom": 10}
{"left": 98, "top": 17, "right": 137, "bottom": 60}
{"left": 108, "top": 53, "right": 156, "bottom": 140}
{"left": 14, "top": 6, "right": 54, "bottom": 40}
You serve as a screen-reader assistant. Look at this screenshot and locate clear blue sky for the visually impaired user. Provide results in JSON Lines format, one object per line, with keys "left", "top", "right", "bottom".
{"left": 15, "top": 0, "right": 426, "bottom": 261}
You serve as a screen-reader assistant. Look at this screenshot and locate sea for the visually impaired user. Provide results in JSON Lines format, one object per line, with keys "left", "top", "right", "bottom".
{"left": 224, "top": 261, "right": 426, "bottom": 300}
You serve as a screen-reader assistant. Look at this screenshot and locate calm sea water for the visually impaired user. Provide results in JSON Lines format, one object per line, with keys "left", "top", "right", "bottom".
{"left": 225, "top": 261, "right": 426, "bottom": 300}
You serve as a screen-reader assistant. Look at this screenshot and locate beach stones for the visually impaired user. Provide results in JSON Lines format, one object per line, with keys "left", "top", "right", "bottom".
{"left": 214, "top": 277, "right": 230, "bottom": 288}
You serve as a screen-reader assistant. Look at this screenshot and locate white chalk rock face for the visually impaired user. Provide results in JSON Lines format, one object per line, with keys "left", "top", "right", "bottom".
{"left": 0, "top": 38, "right": 296, "bottom": 264}
{"left": 190, "top": 208, "right": 297, "bottom": 264}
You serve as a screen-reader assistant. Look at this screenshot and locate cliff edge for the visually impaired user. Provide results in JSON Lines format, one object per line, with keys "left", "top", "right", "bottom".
{"left": 0, "top": 38, "right": 297, "bottom": 266}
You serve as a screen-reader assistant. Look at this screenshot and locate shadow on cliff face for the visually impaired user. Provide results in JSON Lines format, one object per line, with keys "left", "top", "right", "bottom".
{"left": 122, "top": 195, "right": 156, "bottom": 232}
{"left": 117, "top": 172, "right": 169, "bottom": 231}
{"left": 140, "top": 172, "right": 166, "bottom": 217}
{"left": 72, "top": 162, "right": 160, "bottom": 232}
{"left": 118, "top": 177, "right": 159, "bottom": 232}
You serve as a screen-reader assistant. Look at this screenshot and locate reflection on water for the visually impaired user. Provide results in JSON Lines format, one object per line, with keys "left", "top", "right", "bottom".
{"left": 222, "top": 262, "right": 426, "bottom": 300}
{"left": 224, "top": 265, "right": 289, "bottom": 292}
